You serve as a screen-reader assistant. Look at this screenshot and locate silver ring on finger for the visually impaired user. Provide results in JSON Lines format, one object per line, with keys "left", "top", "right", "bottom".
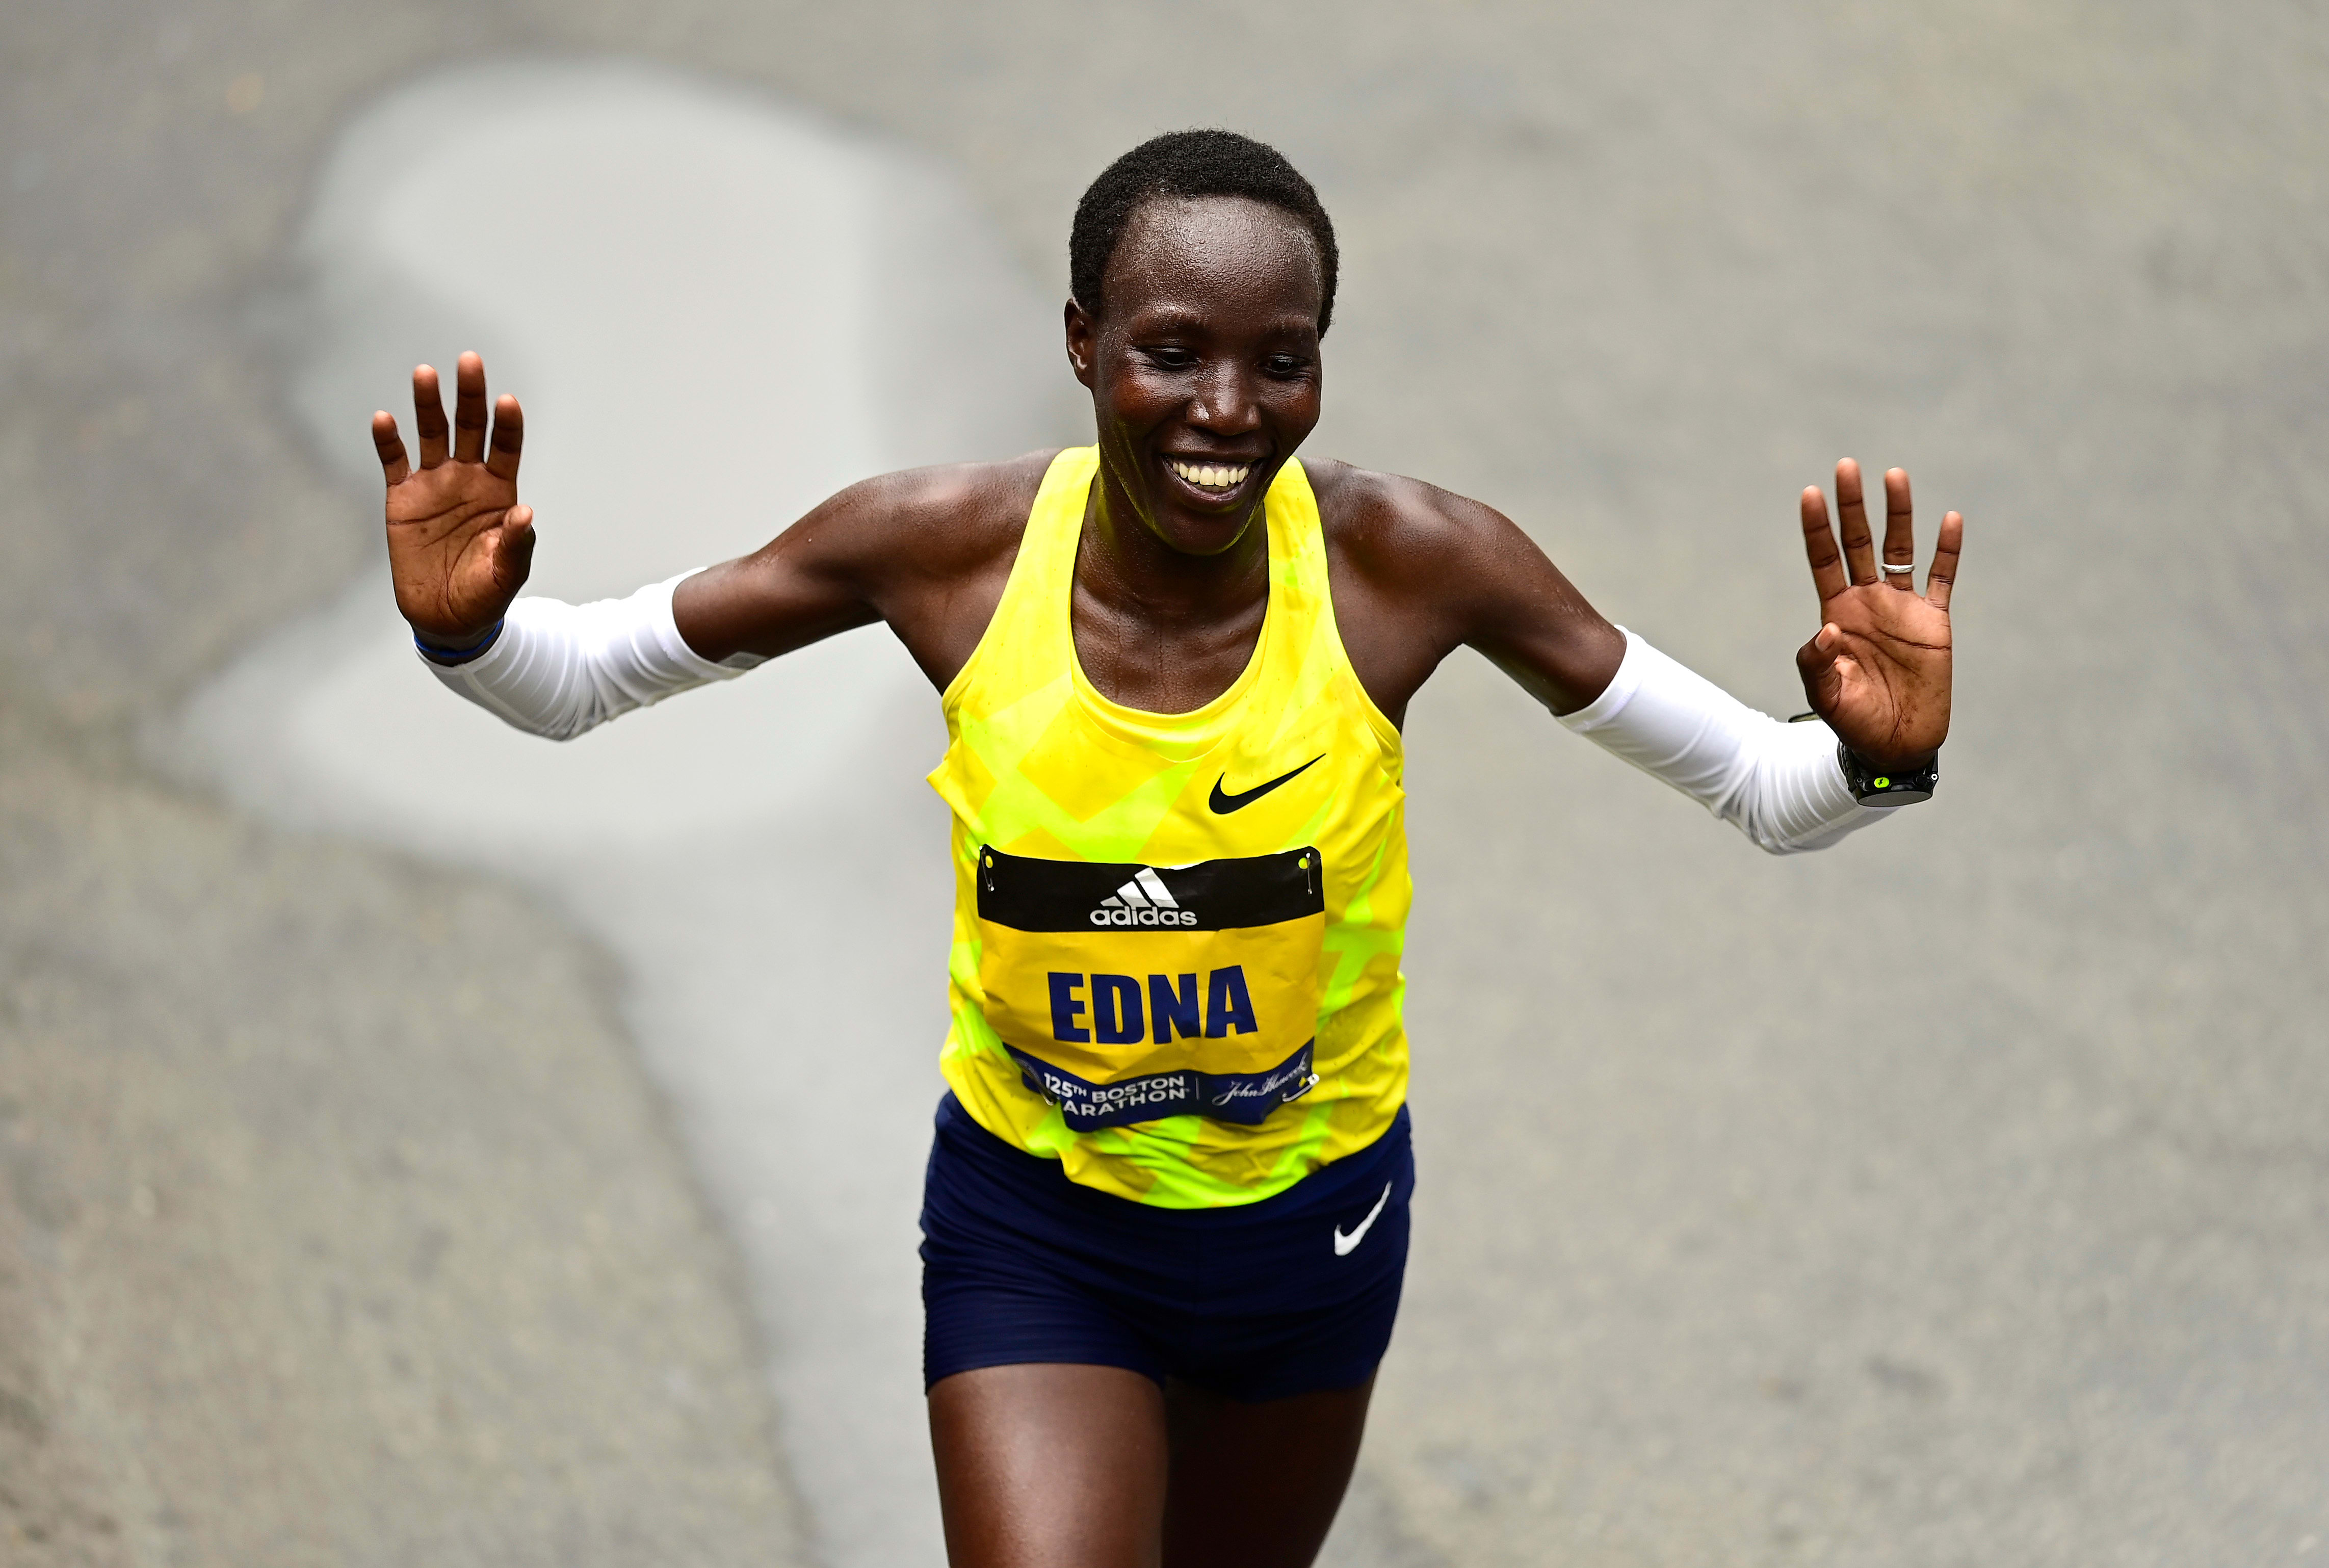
{"left": 1880, "top": 561, "right": 1914, "bottom": 574}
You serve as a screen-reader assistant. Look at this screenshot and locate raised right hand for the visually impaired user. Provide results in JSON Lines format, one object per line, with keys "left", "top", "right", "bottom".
{"left": 1792, "top": 458, "right": 1962, "bottom": 769}
{"left": 372, "top": 351, "right": 533, "bottom": 644}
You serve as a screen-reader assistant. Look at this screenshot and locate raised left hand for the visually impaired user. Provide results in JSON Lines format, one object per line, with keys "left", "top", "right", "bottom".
{"left": 372, "top": 352, "right": 533, "bottom": 645}
{"left": 1794, "top": 459, "right": 1963, "bottom": 769}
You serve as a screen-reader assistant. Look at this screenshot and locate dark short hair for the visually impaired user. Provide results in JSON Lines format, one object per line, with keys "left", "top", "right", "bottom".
{"left": 1069, "top": 129, "right": 1340, "bottom": 335}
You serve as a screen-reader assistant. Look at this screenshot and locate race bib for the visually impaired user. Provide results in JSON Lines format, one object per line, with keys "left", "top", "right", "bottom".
{"left": 976, "top": 845, "right": 1325, "bottom": 1131}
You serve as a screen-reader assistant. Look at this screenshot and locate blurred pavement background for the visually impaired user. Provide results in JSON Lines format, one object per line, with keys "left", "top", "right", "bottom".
{"left": 5, "top": 3, "right": 2326, "bottom": 1565}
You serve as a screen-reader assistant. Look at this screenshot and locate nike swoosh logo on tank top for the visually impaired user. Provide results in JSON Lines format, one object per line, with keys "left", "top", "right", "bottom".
{"left": 1209, "top": 755, "right": 1324, "bottom": 814}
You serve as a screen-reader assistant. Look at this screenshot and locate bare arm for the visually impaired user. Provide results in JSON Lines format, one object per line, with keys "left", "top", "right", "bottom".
{"left": 373, "top": 353, "right": 1043, "bottom": 742}
{"left": 373, "top": 353, "right": 1042, "bottom": 683}
{"left": 672, "top": 454, "right": 1049, "bottom": 692}
{"left": 1314, "top": 457, "right": 1963, "bottom": 852}
{"left": 1315, "top": 458, "right": 1959, "bottom": 770}
{"left": 1310, "top": 462, "right": 1625, "bottom": 728}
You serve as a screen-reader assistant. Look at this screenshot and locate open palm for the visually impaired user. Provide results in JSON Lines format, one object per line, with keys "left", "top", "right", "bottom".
{"left": 371, "top": 352, "right": 534, "bottom": 643}
{"left": 1795, "top": 459, "right": 1963, "bottom": 769}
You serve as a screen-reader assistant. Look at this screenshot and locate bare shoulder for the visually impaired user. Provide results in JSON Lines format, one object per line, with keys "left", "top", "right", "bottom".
{"left": 1303, "top": 457, "right": 1539, "bottom": 605}
{"left": 778, "top": 448, "right": 1056, "bottom": 587}
{"left": 1300, "top": 456, "right": 1617, "bottom": 721}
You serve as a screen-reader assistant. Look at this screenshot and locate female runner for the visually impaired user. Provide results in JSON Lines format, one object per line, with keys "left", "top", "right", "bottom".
{"left": 371, "top": 130, "right": 1961, "bottom": 1568}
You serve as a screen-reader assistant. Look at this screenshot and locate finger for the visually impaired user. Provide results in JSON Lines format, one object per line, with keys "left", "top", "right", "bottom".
{"left": 492, "top": 504, "right": 537, "bottom": 595}
{"left": 1925, "top": 510, "right": 1965, "bottom": 612}
{"left": 486, "top": 394, "right": 525, "bottom": 482}
{"left": 452, "top": 351, "right": 489, "bottom": 464}
{"left": 371, "top": 411, "right": 410, "bottom": 487}
{"left": 412, "top": 364, "right": 450, "bottom": 468}
{"left": 1879, "top": 467, "right": 1915, "bottom": 592}
{"left": 1834, "top": 459, "right": 1879, "bottom": 587}
{"left": 1799, "top": 486, "right": 1849, "bottom": 604}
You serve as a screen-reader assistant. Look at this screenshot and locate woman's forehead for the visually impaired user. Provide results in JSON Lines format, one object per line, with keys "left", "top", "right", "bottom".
{"left": 1104, "top": 196, "right": 1323, "bottom": 318}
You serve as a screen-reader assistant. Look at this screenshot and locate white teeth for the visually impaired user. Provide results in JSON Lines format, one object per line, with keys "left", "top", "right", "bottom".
{"left": 1170, "top": 459, "right": 1250, "bottom": 491}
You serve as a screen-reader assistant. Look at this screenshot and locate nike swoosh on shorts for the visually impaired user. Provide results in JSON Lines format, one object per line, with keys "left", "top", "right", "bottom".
{"left": 1333, "top": 1181, "right": 1395, "bottom": 1256}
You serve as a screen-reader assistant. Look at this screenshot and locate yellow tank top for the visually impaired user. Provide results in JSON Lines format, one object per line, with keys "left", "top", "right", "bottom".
{"left": 926, "top": 447, "right": 1412, "bottom": 1207}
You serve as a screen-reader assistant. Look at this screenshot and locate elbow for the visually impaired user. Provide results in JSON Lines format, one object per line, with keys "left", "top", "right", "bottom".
{"left": 491, "top": 709, "right": 597, "bottom": 743}
{"left": 1724, "top": 803, "right": 1822, "bottom": 857}
{"left": 1709, "top": 791, "right": 1794, "bottom": 856}
{"left": 1741, "top": 809, "right": 1864, "bottom": 856}
{"left": 1751, "top": 832, "right": 1820, "bottom": 857}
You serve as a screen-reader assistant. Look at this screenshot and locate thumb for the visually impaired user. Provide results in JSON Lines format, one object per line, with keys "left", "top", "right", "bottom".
{"left": 1795, "top": 622, "right": 1846, "bottom": 711}
{"left": 491, "top": 504, "right": 536, "bottom": 595}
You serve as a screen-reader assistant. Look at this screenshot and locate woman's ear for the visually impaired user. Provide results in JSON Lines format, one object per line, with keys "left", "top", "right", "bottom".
{"left": 1063, "top": 298, "right": 1097, "bottom": 386}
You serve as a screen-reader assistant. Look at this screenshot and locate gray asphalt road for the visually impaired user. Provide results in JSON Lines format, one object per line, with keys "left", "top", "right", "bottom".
{"left": 6, "top": 3, "right": 2327, "bottom": 1565}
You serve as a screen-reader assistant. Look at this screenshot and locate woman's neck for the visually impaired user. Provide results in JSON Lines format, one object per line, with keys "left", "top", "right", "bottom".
{"left": 1077, "top": 466, "right": 1270, "bottom": 631}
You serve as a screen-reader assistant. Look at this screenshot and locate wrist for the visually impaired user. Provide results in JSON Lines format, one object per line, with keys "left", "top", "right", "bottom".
{"left": 1836, "top": 741, "right": 1938, "bottom": 806}
{"left": 1787, "top": 713, "right": 1938, "bottom": 775}
{"left": 413, "top": 618, "right": 505, "bottom": 666}
{"left": 1848, "top": 743, "right": 1938, "bottom": 772}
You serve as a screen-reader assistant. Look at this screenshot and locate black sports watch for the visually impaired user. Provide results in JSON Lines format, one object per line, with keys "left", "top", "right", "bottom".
{"left": 1837, "top": 742, "right": 1938, "bottom": 806}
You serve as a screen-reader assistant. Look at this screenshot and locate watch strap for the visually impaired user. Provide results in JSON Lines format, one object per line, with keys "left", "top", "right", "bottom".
{"left": 1837, "top": 742, "right": 1938, "bottom": 806}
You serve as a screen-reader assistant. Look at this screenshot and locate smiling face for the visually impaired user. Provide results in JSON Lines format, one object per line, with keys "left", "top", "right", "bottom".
{"left": 1065, "top": 196, "right": 1325, "bottom": 559}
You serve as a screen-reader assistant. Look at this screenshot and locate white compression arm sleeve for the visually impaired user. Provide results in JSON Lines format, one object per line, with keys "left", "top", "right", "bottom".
{"left": 420, "top": 570, "right": 764, "bottom": 741}
{"left": 1558, "top": 628, "right": 1893, "bottom": 854}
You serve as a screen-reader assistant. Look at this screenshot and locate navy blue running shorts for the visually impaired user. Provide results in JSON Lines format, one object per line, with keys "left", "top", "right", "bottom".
{"left": 920, "top": 1093, "right": 1414, "bottom": 1402}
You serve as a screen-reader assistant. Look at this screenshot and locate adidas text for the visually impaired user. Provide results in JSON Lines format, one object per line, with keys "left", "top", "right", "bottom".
{"left": 1091, "top": 867, "right": 1198, "bottom": 927}
{"left": 1090, "top": 906, "right": 1198, "bottom": 927}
